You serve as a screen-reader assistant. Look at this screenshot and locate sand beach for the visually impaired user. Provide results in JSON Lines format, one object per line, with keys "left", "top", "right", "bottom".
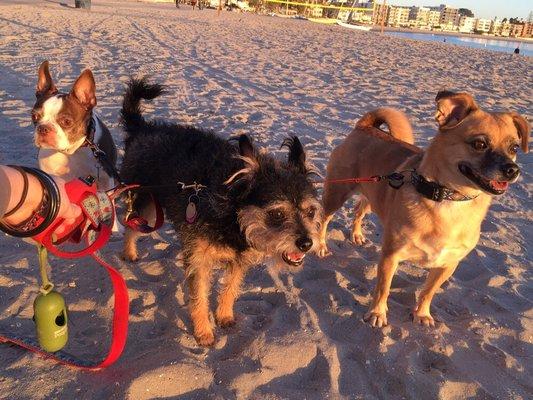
{"left": 0, "top": 1, "right": 531, "bottom": 399}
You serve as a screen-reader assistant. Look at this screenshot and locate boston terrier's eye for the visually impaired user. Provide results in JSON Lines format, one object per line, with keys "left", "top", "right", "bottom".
{"left": 31, "top": 111, "right": 40, "bottom": 124}
{"left": 58, "top": 116, "right": 73, "bottom": 127}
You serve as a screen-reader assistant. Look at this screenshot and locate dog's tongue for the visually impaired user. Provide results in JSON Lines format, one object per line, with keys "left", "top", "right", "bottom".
{"left": 287, "top": 252, "right": 304, "bottom": 262}
{"left": 490, "top": 180, "right": 509, "bottom": 191}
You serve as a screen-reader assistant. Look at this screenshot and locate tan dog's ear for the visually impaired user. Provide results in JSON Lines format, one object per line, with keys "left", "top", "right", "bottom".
{"left": 435, "top": 91, "right": 478, "bottom": 130}
{"left": 510, "top": 112, "right": 530, "bottom": 153}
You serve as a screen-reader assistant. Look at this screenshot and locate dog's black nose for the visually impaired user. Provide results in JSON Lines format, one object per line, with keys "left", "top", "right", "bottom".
{"left": 296, "top": 237, "right": 313, "bottom": 252}
{"left": 501, "top": 163, "right": 520, "bottom": 180}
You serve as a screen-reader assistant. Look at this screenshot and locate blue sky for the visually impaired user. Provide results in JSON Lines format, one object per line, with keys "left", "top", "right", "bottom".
{"left": 386, "top": 1, "right": 531, "bottom": 19}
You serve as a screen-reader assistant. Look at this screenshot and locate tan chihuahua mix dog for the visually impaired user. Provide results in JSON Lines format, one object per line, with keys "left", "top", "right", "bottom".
{"left": 319, "top": 91, "right": 530, "bottom": 328}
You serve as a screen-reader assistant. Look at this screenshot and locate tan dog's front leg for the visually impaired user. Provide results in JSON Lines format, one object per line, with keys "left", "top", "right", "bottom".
{"left": 351, "top": 195, "right": 370, "bottom": 245}
{"left": 317, "top": 214, "right": 334, "bottom": 257}
{"left": 216, "top": 263, "right": 246, "bottom": 328}
{"left": 413, "top": 264, "right": 458, "bottom": 327}
{"left": 187, "top": 262, "right": 215, "bottom": 346}
{"left": 123, "top": 227, "right": 142, "bottom": 262}
{"left": 122, "top": 201, "right": 155, "bottom": 262}
{"left": 364, "top": 253, "right": 399, "bottom": 327}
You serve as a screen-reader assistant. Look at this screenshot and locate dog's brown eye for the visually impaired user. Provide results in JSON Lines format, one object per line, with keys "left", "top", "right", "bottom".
{"left": 31, "top": 112, "right": 40, "bottom": 123}
{"left": 471, "top": 140, "right": 487, "bottom": 151}
{"left": 509, "top": 144, "right": 519, "bottom": 154}
{"left": 268, "top": 209, "right": 286, "bottom": 225}
{"left": 59, "top": 116, "right": 73, "bottom": 127}
{"left": 306, "top": 207, "right": 316, "bottom": 219}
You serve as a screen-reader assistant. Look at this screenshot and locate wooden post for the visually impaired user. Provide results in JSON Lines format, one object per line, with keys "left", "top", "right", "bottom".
{"left": 380, "top": 0, "right": 386, "bottom": 34}
{"left": 218, "top": 0, "right": 222, "bottom": 16}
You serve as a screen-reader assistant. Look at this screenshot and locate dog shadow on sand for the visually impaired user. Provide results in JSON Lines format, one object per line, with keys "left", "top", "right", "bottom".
{"left": 0, "top": 208, "right": 531, "bottom": 399}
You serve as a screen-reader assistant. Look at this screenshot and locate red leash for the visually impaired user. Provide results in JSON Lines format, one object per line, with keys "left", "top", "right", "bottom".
{"left": 319, "top": 172, "right": 408, "bottom": 189}
{"left": 0, "top": 177, "right": 191, "bottom": 369}
{"left": 0, "top": 250, "right": 128, "bottom": 370}
{"left": 111, "top": 184, "right": 165, "bottom": 234}
{"left": 0, "top": 178, "right": 129, "bottom": 370}
{"left": 322, "top": 175, "right": 384, "bottom": 184}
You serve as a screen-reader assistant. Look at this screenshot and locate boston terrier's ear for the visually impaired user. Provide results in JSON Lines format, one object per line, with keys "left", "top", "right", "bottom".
{"left": 70, "top": 69, "right": 97, "bottom": 110}
{"left": 36, "top": 60, "right": 57, "bottom": 98}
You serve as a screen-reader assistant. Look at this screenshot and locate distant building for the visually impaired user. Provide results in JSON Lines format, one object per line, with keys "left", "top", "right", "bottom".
{"left": 372, "top": 2, "right": 389, "bottom": 25}
{"left": 499, "top": 22, "right": 512, "bottom": 37}
{"left": 387, "top": 6, "right": 410, "bottom": 27}
{"left": 475, "top": 18, "right": 492, "bottom": 33}
{"left": 458, "top": 16, "right": 475, "bottom": 33}
{"left": 439, "top": 4, "right": 459, "bottom": 30}
{"left": 523, "top": 22, "right": 533, "bottom": 38}
{"left": 408, "top": 6, "right": 430, "bottom": 28}
{"left": 427, "top": 10, "right": 441, "bottom": 27}
{"left": 364, "top": 2, "right": 531, "bottom": 38}
{"left": 490, "top": 18, "right": 502, "bottom": 35}
{"left": 509, "top": 23, "right": 525, "bottom": 37}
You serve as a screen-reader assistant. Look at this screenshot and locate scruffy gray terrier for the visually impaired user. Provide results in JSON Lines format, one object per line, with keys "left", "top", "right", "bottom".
{"left": 119, "top": 78, "right": 323, "bottom": 346}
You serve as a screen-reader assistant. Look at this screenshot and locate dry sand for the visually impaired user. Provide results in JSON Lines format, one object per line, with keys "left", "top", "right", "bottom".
{"left": 0, "top": 1, "right": 531, "bottom": 399}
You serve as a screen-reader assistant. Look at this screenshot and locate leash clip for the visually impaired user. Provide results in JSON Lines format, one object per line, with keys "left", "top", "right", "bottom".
{"left": 85, "top": 137, "right": 123, "bottom": 185}
{"left": 178, "top": 181, "right": 206, "bottom": 192}
{"left": 124, "top": 191, "right": 136, "bottom": 222}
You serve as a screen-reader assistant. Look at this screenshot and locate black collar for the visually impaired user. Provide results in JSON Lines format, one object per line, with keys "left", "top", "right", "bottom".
{"left": 410, "top": 171, "right": 478, "bottom": 202}
{"left": 82, "top": 114, "right": 123, "bottom": 184}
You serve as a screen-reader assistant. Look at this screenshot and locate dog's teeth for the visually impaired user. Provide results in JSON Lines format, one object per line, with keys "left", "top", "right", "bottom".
{"left": 490, "top": 180, "right": 508, "bottom": 191}
{"left": 287, "top": 252, "right": 305, "bottom": 262}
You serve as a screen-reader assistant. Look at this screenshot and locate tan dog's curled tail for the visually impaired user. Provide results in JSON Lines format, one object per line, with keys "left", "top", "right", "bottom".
{"left": 356, "top": 108, "right": 414, "bottom": 145}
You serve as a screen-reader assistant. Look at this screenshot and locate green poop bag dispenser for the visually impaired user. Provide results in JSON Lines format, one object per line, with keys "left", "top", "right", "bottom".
{"left": 33, "top": 246, "right": 68, "bottom": 352}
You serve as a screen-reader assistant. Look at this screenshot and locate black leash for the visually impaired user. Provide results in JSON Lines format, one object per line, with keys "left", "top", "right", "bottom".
{"left": 83, "top": 115, "right": 124, "bottom": 185}
{"left": 85, "top": 137, "right": 124, "bottom": 185}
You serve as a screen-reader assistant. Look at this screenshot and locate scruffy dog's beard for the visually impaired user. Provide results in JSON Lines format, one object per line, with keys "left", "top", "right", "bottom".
{"left": 238, "top": 199, "right": 323, "bottom": 268}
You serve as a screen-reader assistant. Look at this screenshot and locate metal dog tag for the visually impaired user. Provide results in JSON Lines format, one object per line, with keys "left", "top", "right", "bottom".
{"left": 185, "top": 195, "right": 199, "bottom": 224}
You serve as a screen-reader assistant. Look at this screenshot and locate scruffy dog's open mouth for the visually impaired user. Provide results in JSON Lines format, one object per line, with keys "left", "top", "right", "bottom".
{"left": 458, "top": 163, "right": 509, "bottom": 195}
{"left": 282, "top": 252, "right": 306, "bottom": 267}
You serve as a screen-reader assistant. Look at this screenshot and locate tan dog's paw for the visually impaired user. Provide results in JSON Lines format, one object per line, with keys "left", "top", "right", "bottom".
{"left": 364, "top": 310, "right": 388, "bottom": 328}
{"left": 351, "top": 231, "right": 366, "bottom": 245}
{"left": 216, "top": 316, "right": 236, "bottom": 329}
{"left": 412, "top": 312, "right": 435, "bottom": 327}
{"left": 195, "top": 330, "right": 215, "bottom": 347}
{"left": 317, "top": 242, "right": 331, "bottom": 258}
{"left": 121, "top": 250, "right": 139, "bottom": 262}
{"left": 215, "top": 307, "right": 236, "bottom": 328}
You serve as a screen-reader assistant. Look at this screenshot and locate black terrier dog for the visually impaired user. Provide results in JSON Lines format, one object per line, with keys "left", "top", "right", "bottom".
{"left": 120, "top": 78, "right": 323, "bottom": 346}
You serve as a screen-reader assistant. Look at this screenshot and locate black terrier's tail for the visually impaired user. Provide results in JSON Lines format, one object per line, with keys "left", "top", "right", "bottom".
{"left": 120, "top": 77, "right": 164, "bottom": 138}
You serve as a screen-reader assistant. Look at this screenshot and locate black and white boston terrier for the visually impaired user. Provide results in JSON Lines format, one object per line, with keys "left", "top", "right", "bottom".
{"left": 32, "top": 61, "right": 118, "bottom": 191}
